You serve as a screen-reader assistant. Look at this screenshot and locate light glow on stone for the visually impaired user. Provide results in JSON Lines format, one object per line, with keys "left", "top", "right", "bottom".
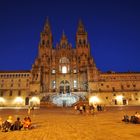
{"left": 30, "top": 97, "right": 40, "bottom": 104}
{"left": 62, "top": 66, "right": 67, "bottom": 74}
{"left": 14, "top": 97, "right": 23, "bottom": 104}
{"left": 116, "top": 95, "right": 123, "bottom": 101}
{"left": 89, "top": 96, "right": 100, "bottom": 104}
{"left": 0, "top": 97, "right": 5, "bottom": 103}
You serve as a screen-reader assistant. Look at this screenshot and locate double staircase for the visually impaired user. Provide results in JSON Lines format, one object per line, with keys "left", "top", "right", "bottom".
{"left": 51, "top": 93, "right": 79, "bottom": 107}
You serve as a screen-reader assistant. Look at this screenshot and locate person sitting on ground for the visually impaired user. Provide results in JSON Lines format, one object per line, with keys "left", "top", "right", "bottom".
{"left": 122, "top": 115, "right": 129, "bottom": 122}
{"left": 134, "top": 112, "right": 140, "bottom": 118}
{"left": 7, "top": 116, "right": 13, "bottom": 124}
{"left": 27, "top": 116, "right": 31, "bottom": 124}
{"left": 130, "top": 112, "right": 140, "bottom": 124}
{"left": 134, "top": 112, "right": 140, "bottom": 123}
{"left": 11, "top": 117, "right": 23, "bottom": 131}
{"left": 1, "top": 116, "right": 13, "bottom": 132}
{"left": 23, "top": 116, "right": 31, "bottom": 130}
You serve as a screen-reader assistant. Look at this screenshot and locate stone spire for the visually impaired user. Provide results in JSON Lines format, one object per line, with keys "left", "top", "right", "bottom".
{"left": 40, "top": 17, "right": 53, "bottom": 47}
{"left": 76, "top": 19, "right": 87, "bottom": 45}
{"left": 62, "top": 30, "right": 67, "bottom": 40}
{"left": 60, "top": 30, "right": 68, "bottom": 46}
{"left": 43, "top": 17, "right": 51, "bottom": 34}
{"left": 77, "top": 19, "right": 86, "bottom": 34}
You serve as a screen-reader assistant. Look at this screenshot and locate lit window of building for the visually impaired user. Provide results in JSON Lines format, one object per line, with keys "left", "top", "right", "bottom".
{"left": 62, "top": 66, "right": 67, "bottom": 74}
{"left": 73, "top": 69, "right": 77, "bottom": 74}
{"left": 52, "top": 69, "right": 56, "bottom": 74}
{"left": 74, "top": 80, "right": 77, "bottom": 88}
{"left": 52, "top": 80, "right": 56, "bottom": 89}
{"left": 59, "top": 57, "right": 70, "bottom": 74}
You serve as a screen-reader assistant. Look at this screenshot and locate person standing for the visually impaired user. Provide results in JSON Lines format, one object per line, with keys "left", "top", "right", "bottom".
{"left": 0, "top": 117, "right": 2, "bottom": 130}
{"left": 28, "top": 106, "right": 31, "bottom": 115}
{"left": 83, "top": 104, "right": 86, "bottom": 114}
{"left": 79, "top": 105, "right": 83, "bottom": 114}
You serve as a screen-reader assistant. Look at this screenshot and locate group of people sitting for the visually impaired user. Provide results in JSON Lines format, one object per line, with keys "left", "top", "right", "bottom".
{"left": 0, "top": 116, "right": 32, "bottom": 132}
{"left": 122, "top": 112, "right": 140, "bottom": 124}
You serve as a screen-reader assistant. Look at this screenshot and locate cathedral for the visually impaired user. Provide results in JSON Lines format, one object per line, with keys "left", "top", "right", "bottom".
{"left": 0, "top": 19, "right": 140, "bottom": 107}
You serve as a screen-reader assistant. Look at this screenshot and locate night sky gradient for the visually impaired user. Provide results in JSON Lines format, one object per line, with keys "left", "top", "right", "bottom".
{"left": 0, "top": 0, "right": 140, "bottom": 72}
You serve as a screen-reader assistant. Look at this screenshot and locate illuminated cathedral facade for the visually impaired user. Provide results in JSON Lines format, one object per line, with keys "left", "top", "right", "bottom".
{"left": 0, "top": 19, "right": 140, "bottom": 107}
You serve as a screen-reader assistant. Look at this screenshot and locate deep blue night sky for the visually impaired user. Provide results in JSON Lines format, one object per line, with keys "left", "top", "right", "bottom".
{"left": 0, "top": 0, "right": 140, "bottom": 72}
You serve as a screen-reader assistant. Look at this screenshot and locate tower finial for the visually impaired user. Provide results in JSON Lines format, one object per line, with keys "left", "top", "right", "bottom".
{"left": 77, "top": 19, "right": 86, "bottom": 33}
{"left": 60, "top": 30, "right": 68, "bottom": 45}
{"left": 62, "top": 30, "right": 66, "bottom": 38}
{"left": 44, "top": 17, "right": 51, "bottom": 33}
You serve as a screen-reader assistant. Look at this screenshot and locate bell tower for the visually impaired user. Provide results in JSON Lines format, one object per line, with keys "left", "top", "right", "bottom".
{"left": 76, "top": 20, "right": 87, "bottom": 44}
{"left": 40, "top": 18, "right": 52, "bottom": 47}
{"left": 76, "top": 20, "right": 90, "bottom": 57}
{"left": 75, "top": 20, "right": 98, "bottom": 92}
{"left": 30, "top": 18, "right": 53, "bottom": 93}
{"left": 39, "top": 18, "right": 53, "bottom": 58}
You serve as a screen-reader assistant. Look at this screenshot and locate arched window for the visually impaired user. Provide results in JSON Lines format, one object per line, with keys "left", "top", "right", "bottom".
{"left": 52, "top": 69, "right": 56, "bottom": 74}
{"left": 42, "top": 40, "right": 45, "bottom": 45}
{"left": 74, "top": 80, "right": 77, "bottom": 88}
{"left": 52, "top": 80, "right": 56, "bottom": 89}
{"left": 73, "top": 68, "right": 77, "bottom": 74}
{"left": 83, "top": 40, "right": 86, "bottom": 45}
{"left": 62, "top": 66, "right": 67, "bottom": 74}
{"left": 9, "top": 90, "right": 12, "bottom": 96}
{"left": 59, "top": 57, "right": 70, "bottom": 74}
{"left": 18, "top": 90, "right": 21, "bottom": 96}
{"left": 0, "top": 91, "right": 3, "bottom": 97}
{"left": 59, "top": 57, "right": 69, "bottom": 63}
{"left": 79, "top": 39, "right": 81, "bottom": 44}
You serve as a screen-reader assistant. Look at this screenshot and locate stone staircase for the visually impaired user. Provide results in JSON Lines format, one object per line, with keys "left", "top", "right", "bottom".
{"left": 50, "top": 93, "right": 79, "bottom": 107}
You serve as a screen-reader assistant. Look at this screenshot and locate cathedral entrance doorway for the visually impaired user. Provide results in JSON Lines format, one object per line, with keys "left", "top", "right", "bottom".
{"left": 59, "top": 80, "right": 70, "bottom": 93}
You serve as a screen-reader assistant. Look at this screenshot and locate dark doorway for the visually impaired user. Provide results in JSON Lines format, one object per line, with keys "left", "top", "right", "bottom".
{"left": 59, "top": 80, "right": 70, "bottom": 93}
{"left": 115, "top": 99, "right": 117, "bottom": 105}
{"left": 60, "top": 86, "right": 64, "bottom": 93}
{"left": 25, "top": 97, "right": 29, "bottom": 105}
{"left": 123, "top": 99, "right": 127, "bottom": 105}
{"left": 66, "top": 85, "right": 70, "bottom": 93}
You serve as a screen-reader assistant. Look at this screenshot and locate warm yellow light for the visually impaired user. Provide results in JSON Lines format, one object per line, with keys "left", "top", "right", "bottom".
{"left": 0, "top": 97, "right": 5, "bottom": 103}
{"left": 62, "top": 66, "right": 67, "bottom": 74}
{"left": 30, "top": 97, "right": 40, "bottom": 104}
{"left": 89, "top": 96, "right": 100, "bottom": 104}
{"left": 14, "top": 97, "right": 23, "bottom": 104}
{"left": 116, "top": 95, "right": 123, "bottom": 101}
